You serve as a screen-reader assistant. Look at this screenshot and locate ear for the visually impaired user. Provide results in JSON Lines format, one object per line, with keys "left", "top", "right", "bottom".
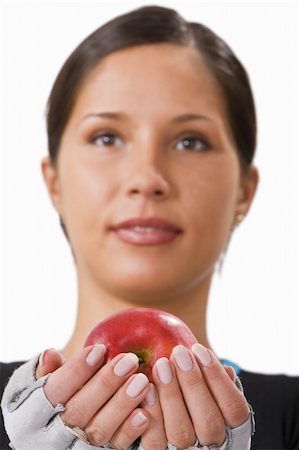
{"left": 235, "top": 165, "right": 259, "bottom": 221}
{"left": 41, "top": 156, "right": 64, "bottom": 216}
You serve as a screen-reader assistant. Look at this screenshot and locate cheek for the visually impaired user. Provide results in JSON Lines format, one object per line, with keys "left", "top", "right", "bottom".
{"left": 59, "top": 159, "right": 114, "bottom": 236}
{"left": 185, "top": 158, "right": 239, "bottom": 240}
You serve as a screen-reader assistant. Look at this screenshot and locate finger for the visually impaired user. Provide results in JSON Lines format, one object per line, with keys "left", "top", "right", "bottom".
{"left": 44, "top": 344, "right": 106, "bottom": 406}
{"left": 35, "top": 348, "right": 65, "bottom": 379}
{"left": 108, "top": 408, "right": 150, "bottom": 450}
{"left": 171, "top": 345, "right": 226, "bottom": 447}
{"left": 224, "top": 365, "right": 236, "bottom": 383}
{"left": 61, "top": 352, "right": 140, "bottom": 429}
{"left": 140, "top": 383, "right": 167, "bottom": 450}
{"left": 152, "top": 357, "right": 196, "bottom": 449}
{"left": 84, "top": 373, "right": 149, "bottom": 446}
{"left": 191, "top": 343, "right": 250, "bottom": 427}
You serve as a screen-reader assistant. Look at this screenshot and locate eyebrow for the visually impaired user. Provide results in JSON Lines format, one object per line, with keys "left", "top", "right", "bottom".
{"left": 79, "top": 111, "right": 212, "bottom": 125}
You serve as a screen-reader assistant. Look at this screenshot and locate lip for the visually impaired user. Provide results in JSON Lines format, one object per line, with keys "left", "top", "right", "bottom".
{"left": 110, "top": 217, "right": 183, "bottom": 246}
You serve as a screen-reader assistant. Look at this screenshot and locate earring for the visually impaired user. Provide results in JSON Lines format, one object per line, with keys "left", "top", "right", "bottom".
{"left": 235, "top": 213, "right": 245, "bottom": 227}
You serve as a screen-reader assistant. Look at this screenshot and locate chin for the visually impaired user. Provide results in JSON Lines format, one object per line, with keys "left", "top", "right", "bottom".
{"left": 110, "top": 274, "right": 177, "bottom": 303}
{"left": 84, "top": 251, "right": 215, "bottom": 301}
{"left": 93, "top": 265, "right": 178, "bottom": 303}
{"left": 97, "top": 270, "right": 202, "bottom": 306}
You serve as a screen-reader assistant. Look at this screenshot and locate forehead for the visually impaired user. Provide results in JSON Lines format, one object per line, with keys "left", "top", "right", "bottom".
{"left": 69, "top": 43, "right": 229, "bottom": 128}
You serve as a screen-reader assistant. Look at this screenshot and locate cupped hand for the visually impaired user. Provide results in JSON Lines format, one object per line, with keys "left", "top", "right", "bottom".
{"left": 140, "top": 344, "right": 249, "bottom": 450}
{"left": 35, "top": 345, "right": 151, "bottom": 449}
{"left": 35, "top": 346, "right": 239, "bottom": 450}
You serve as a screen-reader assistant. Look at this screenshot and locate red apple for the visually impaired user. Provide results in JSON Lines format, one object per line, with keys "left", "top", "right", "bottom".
{"left": 84, "top": 307, "right": 198, "bottom": 382}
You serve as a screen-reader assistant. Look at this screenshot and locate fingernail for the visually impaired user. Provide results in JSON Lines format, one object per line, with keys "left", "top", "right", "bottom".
{"left": 155, "top": 357, "right": 173, "bottom": 384}
{"left": 191, "top": 343, "right": 212, "bottom": 367}
{"left": 172, "top": 345, "right": 193, "bottom": 372}
{"left": 39, "top": 350, "right": 46, "bottom": 367}
{"left": 86, "top": 344, "right": 106, "bottom": 366}
{"left": 145, "top": 383, "right": 157, "bottom": 406}
{"left": 114, "top": 353, "right": 139, "bottom": 376}
{"left": 131, "top": 411, "right": 148, "bottom": 427}
{"left": 38, "top": 348, "right": 58, "bottom": 367}
{"left": 126, "top": 373, "right": 149, "bottom": 398}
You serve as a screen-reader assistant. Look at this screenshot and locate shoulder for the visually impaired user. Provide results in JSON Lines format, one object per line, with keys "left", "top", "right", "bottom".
{"left": 240, "top": 368, "right": 299, "bottom": 397}
{"left": 239, "top": 369, "right": 299, "bottom": 449}
{"left": 240, "top": 368, "right": 299, "bottom": 410}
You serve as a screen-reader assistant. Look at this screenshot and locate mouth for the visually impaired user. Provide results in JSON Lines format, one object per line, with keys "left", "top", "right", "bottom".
{"left": 110, "top": 217, "right": 183, "bottom": 246}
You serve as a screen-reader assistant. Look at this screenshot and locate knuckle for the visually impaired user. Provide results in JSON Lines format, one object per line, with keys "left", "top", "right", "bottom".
{"left": 143, "top": 439, "right": 167, "bottom": 450}
{"left": 207, "top": 364, "right": 224, "bottom": 382}
{"left": 201, "top": 411, "right": 224, "bottom": 436}
{"left": 63, "top": 399, "right": 85, "bottom": 427}
{"left": 169, "top": 428, "right": 195, "bottom": 448}
{"left": 87, "top": 423, "right": 110, "bottom": 446}
{"left": 156, "top": 384, "right": 179, "bottom": 402}
{"left": 122, "top": 428, "right": 137, "bottom": 443}
{"left": 109, "top": 436, "right": 129, "bottom": 450}
{"left": 96, "top": 371, "right": 117, "bottom": 393}
{"left": 224, "top": 397, "right": 250, "bottom": 425}
{"left": 113, "top": 389, "right": 134, "bottom": 411}
{"left": 181, "top": 371, "right": 204, "bottom": 389}
{"left": 156, "top": 388, "right": 174, "bottom": 402}
{"left": 71, "top": 359, "right": 89, "bottom": 381}
{"left": 44, "top": 378, "right": 66, "bottom": 403}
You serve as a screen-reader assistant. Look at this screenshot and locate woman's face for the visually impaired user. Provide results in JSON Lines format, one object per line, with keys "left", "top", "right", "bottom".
{"left": 43, "top": 43, "right": 257, "bottom": 303}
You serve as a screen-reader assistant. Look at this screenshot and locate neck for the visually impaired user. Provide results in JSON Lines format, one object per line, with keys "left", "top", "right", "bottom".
{"left": 62, "top": 272, "right": 215, "bottom": 361}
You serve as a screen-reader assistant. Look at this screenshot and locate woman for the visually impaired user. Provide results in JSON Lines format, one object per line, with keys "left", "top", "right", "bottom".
{"left": 1, "top": 5, "right": 298, "bottom": 450}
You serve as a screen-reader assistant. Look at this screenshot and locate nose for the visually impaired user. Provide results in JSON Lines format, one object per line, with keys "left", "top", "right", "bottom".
{"left": 124, "top": 153, "right": 171, "bottom": 201}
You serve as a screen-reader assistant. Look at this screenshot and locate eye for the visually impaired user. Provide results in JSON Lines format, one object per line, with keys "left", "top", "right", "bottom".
{"left": 175, "top": 135, "right": 209, "bottom": 152}
{"left": 90, "top": 133, "right": 123, "bottom": 147}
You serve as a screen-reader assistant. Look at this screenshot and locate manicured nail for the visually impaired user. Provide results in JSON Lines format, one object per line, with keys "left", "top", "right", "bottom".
{"left": 86, "top": 344, "right": 106, "bottom": 366}
{"left": 131, "top": 411, "right": 148, "bottom": 427}
{"left": 155, "top": 357, "right": 173, "bottom": 384}
{"left": 191, "top": 343, "right": 212, "bottom": 367}
{"left": 126, "top": 373, "right": 149, "bottom": 398}
{"left": 39, "top": 348, "right": 63, "bottom": 367}
{"left": 145, "top": 383, "right": 157, "bottom": 406}
{"left": 114, "top": 353, "right": 139, "bottom": 376}
{"left": 172, "top": 345, "right": 193, "bottom": 372}
{"left": 38, "top": 349, "right": 47, "bottom": 367}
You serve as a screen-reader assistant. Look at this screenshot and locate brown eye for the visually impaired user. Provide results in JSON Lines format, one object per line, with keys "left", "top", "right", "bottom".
{"left": 91, "top": 133, "right": 123, "bottom": 147}
{"left": 176, "top": 136, "right": 209, "bottom": 152}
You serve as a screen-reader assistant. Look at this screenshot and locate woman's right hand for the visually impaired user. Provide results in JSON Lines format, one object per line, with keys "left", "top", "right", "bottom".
{"left": 35, "top": 344, "right": 151, "bottom": 449}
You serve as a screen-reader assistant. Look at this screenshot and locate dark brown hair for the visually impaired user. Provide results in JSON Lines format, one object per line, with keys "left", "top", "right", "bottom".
{"left": 45, "top": 5, "right": 257, "bottom": 241}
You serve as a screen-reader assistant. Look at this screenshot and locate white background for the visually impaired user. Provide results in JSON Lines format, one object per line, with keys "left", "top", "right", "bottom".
{"left": 0, "top": 1, "right": 298, "bottom": 375}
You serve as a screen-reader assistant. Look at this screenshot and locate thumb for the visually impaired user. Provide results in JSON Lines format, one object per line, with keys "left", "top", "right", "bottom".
{"left": 35, "top": 348, "right": 65, "bottom": 380}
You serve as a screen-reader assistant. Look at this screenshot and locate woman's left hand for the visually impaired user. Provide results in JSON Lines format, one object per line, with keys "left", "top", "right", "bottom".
{"left": 140, "top": 344, "right": 250, "bottom": 449}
